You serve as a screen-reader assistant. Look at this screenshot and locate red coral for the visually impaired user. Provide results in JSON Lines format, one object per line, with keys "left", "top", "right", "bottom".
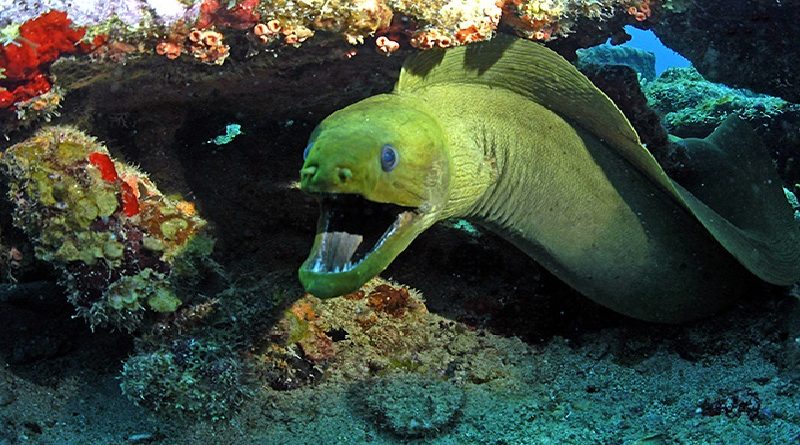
{"left": 88, "top": 151, "right": 140, "bottom": 217}
{"left": 120, "top": 182, "right": 140, "bottom": 217}
{"left": 197, "top": 0, "right": 261, "bottom": 30}
{"left": 88, "top": 152, "right": 119, "bottom": 182}
{"left": 0, "top": 11, "right": 101, "bottom": 109}
{"left": 0, "top": 90, "right": 13, "bottom": 108}
{"left": 0, "top": 73, "right": 51, "bottom": 108}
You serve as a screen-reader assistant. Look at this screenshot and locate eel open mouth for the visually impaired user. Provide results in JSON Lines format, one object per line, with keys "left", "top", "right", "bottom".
{"left": 305, "top": 194, "right": 418, "bottom": 274}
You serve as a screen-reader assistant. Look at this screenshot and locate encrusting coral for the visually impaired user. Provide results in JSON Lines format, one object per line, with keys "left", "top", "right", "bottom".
{"left": 142, "top": 0, "right": 648, "bottom": 64}
{"left": 0, "top": 126, "right": 209, "bottom": 331}
{"left": 0, "top": 1, "right": 656, "bottom": 131}
{"left": 0, "top": 0, "right": 661, "bottom": 82}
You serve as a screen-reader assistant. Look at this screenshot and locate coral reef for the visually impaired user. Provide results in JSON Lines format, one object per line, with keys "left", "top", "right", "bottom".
{"left": 653, "top": 0, "right": 800, "bottom": 103}
{"left": 248, "top": 0, "right": 631, "bottom": 49}
{"left": 116, "top": 275, "right": 527, "bottom": 424}
{"left": 644, "top": 67, "right": 793, "bottom": 138}
{"left": 1, "top": 0, "right": 653, "bottom": 72}
{"left": 643, "top": 67, "right": 800, "bottom": 184}
{"left": 0, "top": 1, "right": 670, "bottom": 132}
{"left": 0, "top": 2, "right": 798, "bottom": 443}
{"left": 576, "top": 43, "right": 656, "bottom": 81}
{"left": 501, "top": 0, "right": 613, "bottom": 42}
{"left": 0, "top": 126, "right": 208, "bottom": 331}
{"left": 258, "top": 278, "right": 521, "bottom": 388}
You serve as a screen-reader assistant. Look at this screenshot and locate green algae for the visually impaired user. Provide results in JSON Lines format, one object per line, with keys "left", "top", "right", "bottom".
{"left": 161, "top": 218, "right": 189, "bottom": 240}
{"left": 106, "top": 269, "right": 181, "bottom": 313}
{"left": 148, "top": 287, "right": 182, "bottom": 313}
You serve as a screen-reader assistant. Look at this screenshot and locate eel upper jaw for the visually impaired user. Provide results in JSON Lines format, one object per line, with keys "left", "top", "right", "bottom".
{"left": 299, "top": 193, "right": 428, "bottom": 296}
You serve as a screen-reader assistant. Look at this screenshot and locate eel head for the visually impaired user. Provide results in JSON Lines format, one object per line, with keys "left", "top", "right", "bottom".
{"left": 298, "top": 96, "right": 448, "bottom": 298}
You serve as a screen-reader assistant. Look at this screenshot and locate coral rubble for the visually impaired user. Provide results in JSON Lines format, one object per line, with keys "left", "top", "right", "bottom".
{"left": 1, "top": 126, "right": 208, "bottom": 331}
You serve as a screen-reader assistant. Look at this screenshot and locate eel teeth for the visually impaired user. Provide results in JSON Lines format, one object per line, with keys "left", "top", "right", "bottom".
{"left": 320, "top": 231, "right": 363, "bottom": 273}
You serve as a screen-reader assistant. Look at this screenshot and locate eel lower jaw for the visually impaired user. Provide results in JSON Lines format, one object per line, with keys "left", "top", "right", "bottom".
{"left": 299, "top": 194, "right": 427, "bottom": 297}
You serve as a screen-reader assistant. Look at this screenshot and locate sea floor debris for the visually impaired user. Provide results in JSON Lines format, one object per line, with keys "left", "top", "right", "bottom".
{"left": 0, "top": 272, "right": 798, "bottom": 443}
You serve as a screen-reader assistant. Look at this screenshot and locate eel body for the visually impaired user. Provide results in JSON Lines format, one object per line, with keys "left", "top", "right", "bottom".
{"left": 298, "top": 37, "right": 800, "bottom": 322}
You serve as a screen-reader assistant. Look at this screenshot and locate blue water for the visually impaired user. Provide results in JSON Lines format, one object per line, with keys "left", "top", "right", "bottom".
{"left": 621, "top": 26, "right": 691, "bottom": 75}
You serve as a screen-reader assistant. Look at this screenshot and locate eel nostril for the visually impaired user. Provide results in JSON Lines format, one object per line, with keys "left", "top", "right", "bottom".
{"left": 301, "top": 166, "right": 317, "bottom": 179}
{"left": 338, "top": 167, "right": 352, "bottom": 182}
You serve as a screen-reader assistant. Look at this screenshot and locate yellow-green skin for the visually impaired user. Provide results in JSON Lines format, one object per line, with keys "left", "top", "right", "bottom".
{"left": 299, "top": 95, "right": 450, "bottom": 298}
{"left": 299, "top": 37, "right": 800, "bottom": 322}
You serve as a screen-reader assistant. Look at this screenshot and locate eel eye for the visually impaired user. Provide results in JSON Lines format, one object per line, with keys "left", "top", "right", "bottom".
{"left": 381, "top": 144, "right": 398, "bottom": 172}
{"left": 303, "top": 142, "right": 313, "bottom": 160}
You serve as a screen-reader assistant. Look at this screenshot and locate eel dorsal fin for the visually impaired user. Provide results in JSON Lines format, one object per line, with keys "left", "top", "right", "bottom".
{"left": 671, "top": 117, "right": 800, "bottom": 284}
{"left": 396, "top": 35, "right": 800, "bottom": 285}
{"left": 396, "top": 35, "right": 675, "bottom": 194}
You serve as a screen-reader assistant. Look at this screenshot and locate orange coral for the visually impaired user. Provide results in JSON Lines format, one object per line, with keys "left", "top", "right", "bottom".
{"left": 281, "top": 25, "right": 314, "bottom": 46}
{"left": 298, "top": 330, "right": 334, "bottom": 363}
{"left": 13, "top": 86, "right": 63, "bottom": 122}
{"left": 91, "top": 40, "right": 138, "bottom": 63}
{"left": 499, "top": 0, "right": 559, "bottom": 41}
{"left": 344, "top": 289, "right": 366, "bottom": 300}
{"left": 188, "top": 29, "right": 230, "bottom": 65}
{"left": 175, "top": 201, "right": 197, "bottom": 217}
{"left": 197, "top": 0, "right": 260, "bottom": 30}
{"left": 409, "top": 30, "right": 456, "bottom": 49}
{"left": 455, "top": 23, "right": 484, "bottom": 44}
{"left": 375, "top": 36, "right": 400, "bottom": 55}
{"left": 253, "top": 19, "right": 284, "bottom": 44}
{"left": 627, "top": 0, "right": 651, "bottom": 21}
{"left": 276, "top": 298, "right": 335, "bottom": 364}
{"left": 157, "top": 27, "right": 229, "bottom": 65}
{"left": 290, "top": 300, "right": 318, "bottom": 322}
{"left": 154, "top": 20, "right": 192, "bottom": 61}
{"left": 155, "top": 41, "right": 182, "bottom": 60}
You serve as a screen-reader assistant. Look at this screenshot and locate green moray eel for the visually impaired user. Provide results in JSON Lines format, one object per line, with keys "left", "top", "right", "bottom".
{"left": 298, "top": 36, "right": 800, "bottom": 322}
